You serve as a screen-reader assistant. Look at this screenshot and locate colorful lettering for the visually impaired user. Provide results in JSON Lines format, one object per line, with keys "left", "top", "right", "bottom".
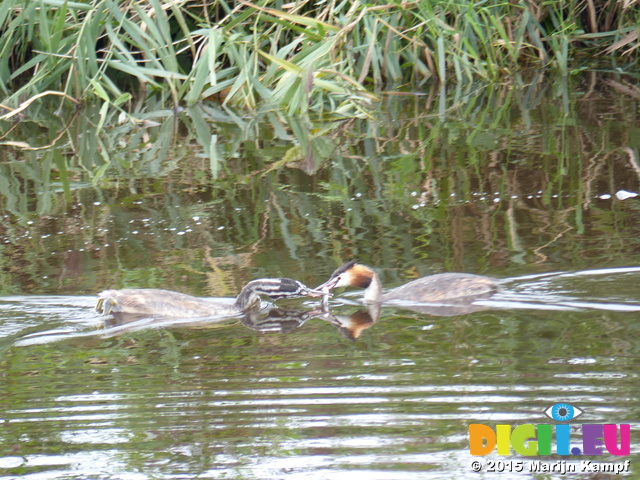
{"left": 582, "top": 424, "right": 604, "bottom": 455}
{"left": 556, "top": 424, "right": 571, "bottom": 455}
{"left": 603, "top": 424, "right": 630, "bottom": 456}
{"left": 468, "top": 424, "right": 496, "bottom": 456}
{"left": 512, "top": 424, "right": 537, "bottom": 455}
{"left": 496, "top": 424, "right": 511, "bottom": 455}
{"left": 468, "top": 423, "right": 630, "bottom": 457}
{"left": 537, "top": 424, "right": 552, "bottom": 455}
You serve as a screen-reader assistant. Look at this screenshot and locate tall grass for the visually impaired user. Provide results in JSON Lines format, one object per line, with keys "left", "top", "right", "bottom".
{"left": 0, "top": 0, "right": 638, "bottom": 115}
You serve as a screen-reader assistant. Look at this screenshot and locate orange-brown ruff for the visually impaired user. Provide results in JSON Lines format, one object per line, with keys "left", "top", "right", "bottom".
{"left": 341, "top": 263, "right": 375, "bottom": 289}
{"left": 317, "top": 261, "right": 498, "bottom": 304}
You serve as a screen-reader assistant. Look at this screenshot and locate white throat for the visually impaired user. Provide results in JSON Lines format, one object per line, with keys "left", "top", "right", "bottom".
{"left": 363, "top": 271, "right": 383, "bottom": 303}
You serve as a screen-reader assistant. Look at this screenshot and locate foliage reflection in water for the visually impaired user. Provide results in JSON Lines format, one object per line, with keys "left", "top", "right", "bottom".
{"left": 0, "top": 72, "right": 639, "bottom": 479}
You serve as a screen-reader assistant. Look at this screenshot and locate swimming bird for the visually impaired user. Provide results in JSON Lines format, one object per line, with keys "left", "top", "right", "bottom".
{"left": 316, "top": 261, "right": 499, "bottom": 305}
{"left": 96, "top": 278, "right": 325, "bottom": 318}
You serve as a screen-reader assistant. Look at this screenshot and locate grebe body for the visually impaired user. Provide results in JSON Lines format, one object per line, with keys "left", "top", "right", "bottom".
{"left": 96, "top": 278, "right": 324, "bottom": 318}
{"left": 318, "top": 262, "right": 498, "bottom": 304}
{"left": 381, "top": 273, "right": 498, "bottom": 303}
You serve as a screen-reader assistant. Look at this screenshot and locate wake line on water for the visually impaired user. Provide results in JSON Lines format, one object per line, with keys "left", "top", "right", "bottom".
{"left": 501, "top": 265, "right": 640, "bottom": 283}
{"left": 485, "top": 265, "right": 640, "bottom": 312}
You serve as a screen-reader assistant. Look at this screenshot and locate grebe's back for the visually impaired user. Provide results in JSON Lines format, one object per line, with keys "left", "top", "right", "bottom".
{"left": 97, "top": 288, "right": 237, "bottom": 317}
{"left": 96, "top": 278, "right": 324, "bottom": 318}
{"left": 381, "top": 272, "right": 498, "bottom": 303}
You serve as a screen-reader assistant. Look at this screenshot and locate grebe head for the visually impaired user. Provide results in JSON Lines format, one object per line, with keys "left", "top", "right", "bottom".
{"left": 248, "top": 278, "right": 325, "bottom": 300}
{"left": 234, "top": 278, "right": 326, "bottom": 310}
{"left": 316, "top": 261, "right": 376, "bottom": 291}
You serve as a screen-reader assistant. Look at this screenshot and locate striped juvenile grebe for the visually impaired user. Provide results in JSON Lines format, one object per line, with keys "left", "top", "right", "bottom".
{"left": 317, "top": 261, "right": 499, "bottom": 304}
{"left": 96, "top": 278, "right": 324, "bottom": 318}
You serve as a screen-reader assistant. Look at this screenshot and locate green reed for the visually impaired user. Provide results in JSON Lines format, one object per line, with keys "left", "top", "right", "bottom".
{"left": 0, "top": 0, "right": 638, "bottom": 116}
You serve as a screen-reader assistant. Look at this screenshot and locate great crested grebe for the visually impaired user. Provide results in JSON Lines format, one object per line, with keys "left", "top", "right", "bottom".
{"left": 96, "top": 278, "right": 324, "bottom": 318}
{"left": 317, "top": 261, "right": 499, "bottom": 304}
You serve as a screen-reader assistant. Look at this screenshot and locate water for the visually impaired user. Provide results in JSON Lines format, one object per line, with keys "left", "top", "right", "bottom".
{"left": 1, "top": 267, "right": 639, "bottom": 479}
{"left": 1, "top": 72, "right": 640, "bottom": 478}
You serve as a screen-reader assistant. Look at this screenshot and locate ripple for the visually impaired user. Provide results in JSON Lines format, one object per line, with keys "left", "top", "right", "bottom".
{"left": 1, "top": 291, "right": 638, "bottom": 480}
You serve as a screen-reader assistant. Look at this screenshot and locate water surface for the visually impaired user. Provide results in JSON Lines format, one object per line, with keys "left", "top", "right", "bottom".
{"left": 1, "top": 72, "right": 640, "bottom": 479}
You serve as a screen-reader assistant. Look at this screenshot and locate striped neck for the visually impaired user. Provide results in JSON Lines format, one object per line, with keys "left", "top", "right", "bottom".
{"left": 233, "top": 278, "right": 317, "bottom": 311}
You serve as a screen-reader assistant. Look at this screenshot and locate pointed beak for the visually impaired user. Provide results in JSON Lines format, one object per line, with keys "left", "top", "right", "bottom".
{"left": 315, "top": 276, "right": 341, "bottom": 292}
{"left": 302, "top": 286, "right": 329, "bottom": 298}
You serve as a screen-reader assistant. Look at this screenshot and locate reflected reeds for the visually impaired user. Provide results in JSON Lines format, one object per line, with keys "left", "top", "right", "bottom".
{"left": 0, "top": 73, "right": 638, "bottom": 295}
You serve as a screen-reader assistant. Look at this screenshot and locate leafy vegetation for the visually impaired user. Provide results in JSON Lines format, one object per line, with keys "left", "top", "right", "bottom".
{"left": 0, "top": 0, "right": 638, "bottom": 116}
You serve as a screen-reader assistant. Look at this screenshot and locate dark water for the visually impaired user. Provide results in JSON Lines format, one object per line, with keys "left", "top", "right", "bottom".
{"left": 1, "top": 72, "right": 640, "bottom": 479}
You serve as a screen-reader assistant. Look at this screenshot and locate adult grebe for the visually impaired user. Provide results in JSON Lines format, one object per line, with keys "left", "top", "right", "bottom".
{"left": 317, "top": 261, "right": 499, "bottom": 304}
{"left": 96, "top": 278, "right": 324, "bottom": 318}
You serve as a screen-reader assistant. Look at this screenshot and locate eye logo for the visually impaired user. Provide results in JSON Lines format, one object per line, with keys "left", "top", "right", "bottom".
{"left": 544, "top": 403, "right": 584, "bottom": 422}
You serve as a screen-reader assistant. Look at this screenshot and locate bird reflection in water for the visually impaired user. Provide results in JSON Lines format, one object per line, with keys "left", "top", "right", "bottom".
{"left": 98, "top": 302, "right": 378, "bottom": 340}
{"left": 97, "top": 290, "right": 490, "bottom": 341}
{"left": 241, "top": 304, "right": 379, "bottom": 340}
{"left": 316, "top": 293, "right": 491, "bottom": 340}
